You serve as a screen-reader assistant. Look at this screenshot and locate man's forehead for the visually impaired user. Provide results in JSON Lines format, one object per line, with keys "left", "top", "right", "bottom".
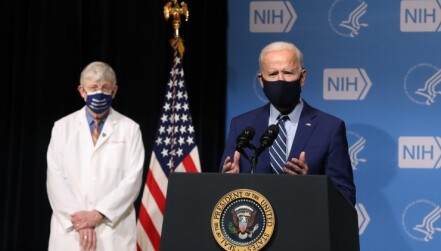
{"left": 263, "top": 62, "right": 298, "bottom": 72}
{"left": 84, "top": 79, "right": 113, "bottom": 85}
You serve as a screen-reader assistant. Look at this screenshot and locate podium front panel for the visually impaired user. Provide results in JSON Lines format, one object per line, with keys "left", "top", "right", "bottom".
{"left": 159, "top": 173, "right": 359, "bottom": 251}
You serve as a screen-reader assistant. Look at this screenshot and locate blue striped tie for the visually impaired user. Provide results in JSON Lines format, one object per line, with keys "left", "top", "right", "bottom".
{"left": 270, "top": 115, "right": 288, "bottom": 174}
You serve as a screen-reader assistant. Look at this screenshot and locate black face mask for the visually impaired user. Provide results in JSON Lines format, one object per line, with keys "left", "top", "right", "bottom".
{"left": 262, "top": 77, "right": 301, "bottom": 113}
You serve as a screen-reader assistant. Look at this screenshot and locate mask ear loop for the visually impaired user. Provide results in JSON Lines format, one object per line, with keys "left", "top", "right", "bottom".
{"left": 258, "top": 73, "right": 267, "bottom": 82}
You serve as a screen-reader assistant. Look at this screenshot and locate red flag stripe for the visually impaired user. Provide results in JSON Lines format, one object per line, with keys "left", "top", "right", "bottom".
{"left": 182, "top": 155, "right": 198, "bottom": 173}
{"left": 138, "top": 201, "right": 161, "bottom": 251}
{"left": 175, "top": 148, "right": 201, "bottom": 173}
{"left": 148, "top": 153, "right": 169, "bottom": 196}
{"left": 146, "top": 169, "right": 166, "bottom": 214}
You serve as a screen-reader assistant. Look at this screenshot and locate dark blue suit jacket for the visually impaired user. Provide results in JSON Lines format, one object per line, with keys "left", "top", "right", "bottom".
{"left": 220, "top": 101, "right": 356, "bottom": 205}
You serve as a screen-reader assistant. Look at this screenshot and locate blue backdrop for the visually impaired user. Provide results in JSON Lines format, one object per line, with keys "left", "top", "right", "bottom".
{"left": 227, "top": 1, "right": 441, "bottom": 250}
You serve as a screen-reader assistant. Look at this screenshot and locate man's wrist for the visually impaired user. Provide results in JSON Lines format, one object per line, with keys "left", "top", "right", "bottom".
{"left": 94, "top": 210, "right": 104, "bottom": 222}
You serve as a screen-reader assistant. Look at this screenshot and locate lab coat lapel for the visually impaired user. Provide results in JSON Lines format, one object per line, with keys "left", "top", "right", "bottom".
{"left": 93, "top": 109, "right": 114, "bottom": 150}
{"left": 75, "top": 107, "right": 95, "bottom": 151}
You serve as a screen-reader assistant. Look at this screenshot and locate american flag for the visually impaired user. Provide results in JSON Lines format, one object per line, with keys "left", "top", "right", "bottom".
{"left": 136, "top": 51, "right": 201, "bottom": 251}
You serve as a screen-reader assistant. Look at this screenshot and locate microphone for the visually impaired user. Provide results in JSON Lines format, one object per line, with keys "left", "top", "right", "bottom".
{"left": 236, "top": 126, "right": 255, "bottom": 150}
{"left": 250, "top": 124, "right": 279, "bottom": 174}
{"left": 259, "top": 124, "right": 279, "bottom": 149}
{"left": 254, "top": 125, "right": 279, "bottom": 158}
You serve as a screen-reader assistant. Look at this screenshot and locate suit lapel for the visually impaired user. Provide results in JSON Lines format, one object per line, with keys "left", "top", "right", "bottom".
{"left": 289, "top": 102, "right": 317, "bottom": 158}
{"left": 253, "top": 105, "right": 273, "bottom": 172}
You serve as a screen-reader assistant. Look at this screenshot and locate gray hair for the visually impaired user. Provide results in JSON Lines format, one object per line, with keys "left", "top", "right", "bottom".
{"left": 80, "top": 61, "right": 117, "bottom": 86}
{"left": 258, "top": 41, "right": 304, "bottom": 72}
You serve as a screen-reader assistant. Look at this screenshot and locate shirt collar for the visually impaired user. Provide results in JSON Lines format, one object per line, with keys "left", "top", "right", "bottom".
{"left": 85, "top": 109, "right": 109, "bottom": 125}
{"left": 269, "top": 99, "right": 304, "bottom": 125}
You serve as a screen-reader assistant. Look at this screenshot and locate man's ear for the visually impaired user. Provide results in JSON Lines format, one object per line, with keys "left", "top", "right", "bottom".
{"left": 257, "top": 73, "right": 264, "bottom": 88}
{"left": 78, "top": 84, "right": 87, "bottom": 99}
{"left": 300, "top": 68, "right": 307, "bottom": 87}
{"left": 111, "top": 85, "right": 118, "bottom": 98}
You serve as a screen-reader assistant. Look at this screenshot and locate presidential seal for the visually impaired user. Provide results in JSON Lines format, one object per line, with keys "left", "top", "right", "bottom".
{"left": 211, "top": 189, "right": 275, "bottom": 251}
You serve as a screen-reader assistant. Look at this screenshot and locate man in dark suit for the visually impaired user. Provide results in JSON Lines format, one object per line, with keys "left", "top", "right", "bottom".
{"left": 220, "top": 41, "right": 356, "bottom": 205}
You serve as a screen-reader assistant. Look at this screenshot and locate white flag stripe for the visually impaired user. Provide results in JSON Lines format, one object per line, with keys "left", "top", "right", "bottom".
{"left": 190, "top": 148, "right": 202, "bottom": 171}
{"left": 174, "top": 148, "right": 202, "bottom": 172}
{"left": 149, "top": 153, "right": 168, "bottom": 195}
{"left": 136, "top": 224, "right": 154, "bottom": 251}
{"left": 145, "top": 186, "right": 165, "bottom": 234}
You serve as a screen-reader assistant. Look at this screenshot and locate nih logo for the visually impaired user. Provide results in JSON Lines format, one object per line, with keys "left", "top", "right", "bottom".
{"left": 249, "top": 1, "right": 297, "bottom": 33}
{"left": 323, "top": 68, "right": 372, "bottom": 100}
{"left": 400, "top": 0, "right": 441, "bottom": 32}
{"left": 356, "top": 203, "right": 370, "bottom": 235}
{"left": 398, "top": 137, "right": 441, "bottom": 169}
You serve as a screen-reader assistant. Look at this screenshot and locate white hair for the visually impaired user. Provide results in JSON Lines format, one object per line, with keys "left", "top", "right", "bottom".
{"left": 80, "top": 61, "right": 117, "bottom": 87}
{"left": 258, "top": 41, "right": 304, "bottom": 72}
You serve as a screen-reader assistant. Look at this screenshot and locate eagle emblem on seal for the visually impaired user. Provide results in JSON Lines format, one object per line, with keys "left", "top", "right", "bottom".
{"left": 229, "top": 205, "right": 259, "bottom": 240}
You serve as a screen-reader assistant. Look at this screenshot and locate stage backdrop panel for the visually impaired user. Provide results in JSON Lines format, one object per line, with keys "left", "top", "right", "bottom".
{"left": 227, "top": 1, "right": 441, "bottom": 250}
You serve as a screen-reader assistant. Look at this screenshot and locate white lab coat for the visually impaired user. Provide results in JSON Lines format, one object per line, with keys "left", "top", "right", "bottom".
{"left": 47, "top": 107, "right": 145, "bottom": 251}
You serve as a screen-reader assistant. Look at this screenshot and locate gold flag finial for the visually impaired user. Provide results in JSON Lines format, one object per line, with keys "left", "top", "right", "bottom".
{"left": 164, "top": 0, "right": 189, "bottom": 58}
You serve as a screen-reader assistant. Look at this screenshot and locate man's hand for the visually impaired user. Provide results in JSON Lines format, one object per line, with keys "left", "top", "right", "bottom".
{"left": 72, "top": 210, "right": 103, "bottom": 231}
{"left": 78, "top": 228, "right": 96, "bottom": 251}
{"left": 284, "top": 151, "right": 308, "bottom": 175}
{"left": 222, "top": 151, "right": 241, "bottom": 173}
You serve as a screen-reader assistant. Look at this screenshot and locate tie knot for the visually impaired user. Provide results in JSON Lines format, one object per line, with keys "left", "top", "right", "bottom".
{"left": 93, "top": 117, "right": 101, "bottom": 126}
{"left": 277, "top": 115, "right": 289, "bottom": 124}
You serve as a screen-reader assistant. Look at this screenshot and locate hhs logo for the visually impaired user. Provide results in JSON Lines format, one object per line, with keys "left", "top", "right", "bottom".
{"left": 404, "top": 63, "right": 441, "bottom": 105}
{"left": 398, "top": 137, "right": 441, "bottom": 169}
{"left": 323, "top": 68, "right": 372, "bottom": 100}
{"left": 249, "top": 1, "right": 297, "bottom": 33}
{"left": 328, "top": 0, "right": 368, "bottom": 38}
{"left": 402, "top": 199, "right": 441, "bottom": 242}
{"left": 400, "top": 0, "right": 441, "bottom": 32}
{"left": 347, "top": 131, "right": 367, "bottom": 170}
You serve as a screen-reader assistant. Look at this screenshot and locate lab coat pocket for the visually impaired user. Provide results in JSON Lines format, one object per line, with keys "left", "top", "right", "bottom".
{"left": 103, "top": 140, "right": 127, "bottom": 170}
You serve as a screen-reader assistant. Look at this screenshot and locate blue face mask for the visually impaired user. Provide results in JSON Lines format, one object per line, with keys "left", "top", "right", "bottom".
{"left": 85, "top": 91, "right": 113, "bottom": 114}
{"left": 262, "top": 78, "right": 301, "bottom": 112}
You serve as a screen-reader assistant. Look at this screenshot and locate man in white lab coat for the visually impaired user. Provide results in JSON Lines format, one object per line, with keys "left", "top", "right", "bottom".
{"left": 46, "top": 61, "right": 145, "bottom": 251}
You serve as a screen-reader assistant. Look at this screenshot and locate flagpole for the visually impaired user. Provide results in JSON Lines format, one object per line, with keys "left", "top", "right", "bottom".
{"left": 163, "top": 0, "right": 189, "bottom": 58}
{"left": 136, "top": 2, "right": 200, "bottom": 250}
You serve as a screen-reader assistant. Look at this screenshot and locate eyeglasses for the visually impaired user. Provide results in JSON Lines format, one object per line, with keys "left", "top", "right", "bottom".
{"left": 84, "top": 85, "right": 114, "bottom": 93}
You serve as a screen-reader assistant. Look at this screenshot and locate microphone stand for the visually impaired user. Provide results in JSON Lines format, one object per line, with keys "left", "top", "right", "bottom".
{"left": 250, "top": 153, "right": 257, "bottom": 174}
{"left": 236, "top": 143, "right": 263, "bottom": 173}
{"left": 251, "top": 146, "right": 264, "bottom": 174}
{"left": 237, "top": 144, "right": 257, "bottom": 173}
